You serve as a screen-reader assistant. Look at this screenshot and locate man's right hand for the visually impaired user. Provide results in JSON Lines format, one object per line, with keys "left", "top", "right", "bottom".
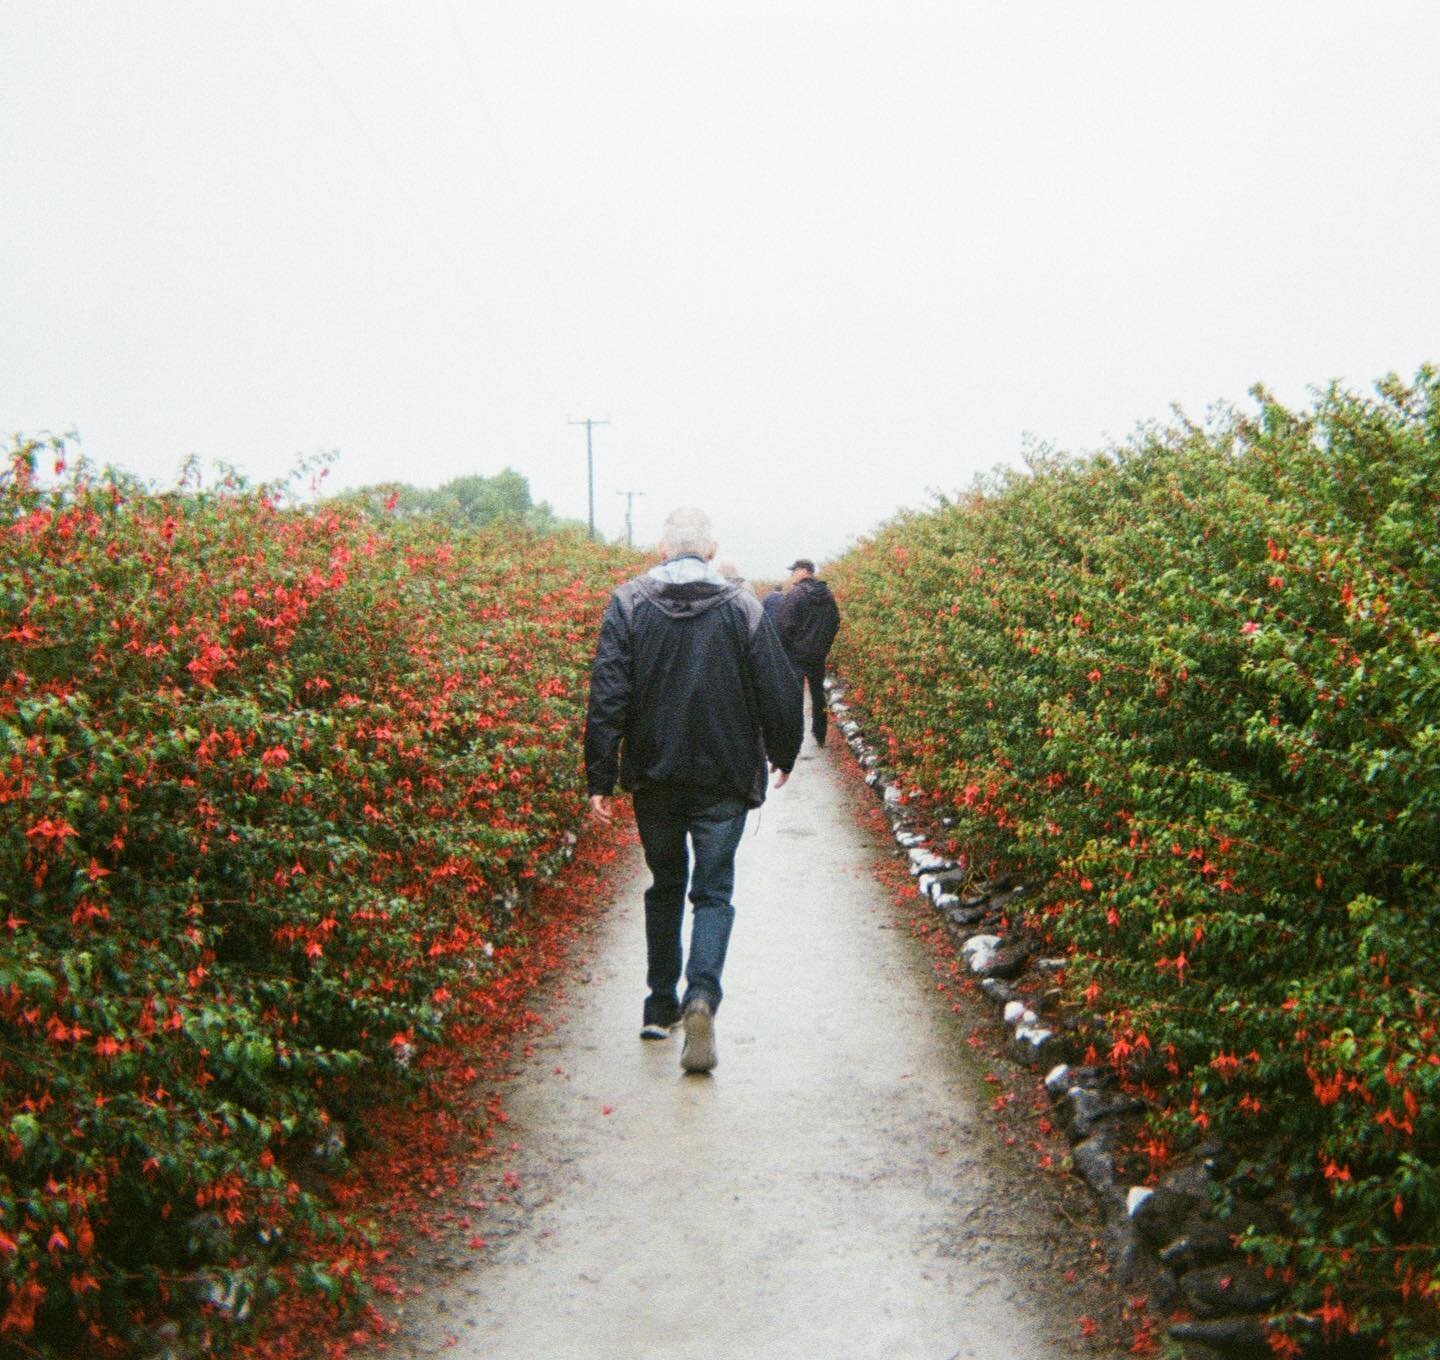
{"left": 589, "top": 794, "right": 615, "bottom": 824}
{"left": 770, "top": 766, "right": 790, "bottom": 789}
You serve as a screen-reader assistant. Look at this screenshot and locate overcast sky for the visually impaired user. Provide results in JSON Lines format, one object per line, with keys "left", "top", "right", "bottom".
{"left": 4, "top": 3, "right": 1437, "bottom": 576}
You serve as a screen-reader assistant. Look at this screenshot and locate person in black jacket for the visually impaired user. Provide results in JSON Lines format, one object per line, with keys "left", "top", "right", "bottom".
{"left": 761, "top": 584, "right": 785, "bottom": 625}
{"left": 585, "top": 507, "right": 802, "bottom": 1073}
{"left": 776, "top": 558, "right": 841, "bottom": 747}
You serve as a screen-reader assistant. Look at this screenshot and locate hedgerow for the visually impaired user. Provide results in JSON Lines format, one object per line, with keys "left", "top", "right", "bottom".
{"left": 0, "top": 437, "right": 637, "bottom": 1355}
{"left": 828, "top": 369, "right": 1440, "bottom": 1355}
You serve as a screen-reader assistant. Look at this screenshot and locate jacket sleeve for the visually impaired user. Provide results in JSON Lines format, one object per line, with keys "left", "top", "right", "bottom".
{"left": 820, "top": 594, "right": 841, "bottom": 654}
{"left": 584, "top": 593, "right": 632, "bottom": 796}
{"left": 747, "top": 611, "right": 803, "bottom": 775}
{"left": 774, "top": 590, "right": 799, "bottom": 653}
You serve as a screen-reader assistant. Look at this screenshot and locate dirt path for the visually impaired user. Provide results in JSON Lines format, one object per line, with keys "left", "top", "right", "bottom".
{"left": 390, "top": 743, "right": 1117, "bottom": 1360}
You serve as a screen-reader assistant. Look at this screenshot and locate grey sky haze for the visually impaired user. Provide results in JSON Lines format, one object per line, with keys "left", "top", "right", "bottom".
{"left": 4, "top": 2, "right": 1437, "bottom": 576}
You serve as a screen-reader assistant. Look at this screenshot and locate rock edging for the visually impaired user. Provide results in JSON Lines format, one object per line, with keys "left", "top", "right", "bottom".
{"left": 826, "top": 677, "right": 1376, "bottom": 1360}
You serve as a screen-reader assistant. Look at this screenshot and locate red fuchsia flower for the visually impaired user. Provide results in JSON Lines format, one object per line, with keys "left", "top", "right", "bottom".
{"left": 1267, "top": 1328, "right": 1304, "bottom": 1358}
{"left": 1375, "top": 1108, "right": 1415, "bottom": 1136}
{"left": 1241, "top": 620, "right": 1260, "bottom": 635}
{"left": 1313, "top": 1290, "right": 1354, "bottom": 1342}
{"left": 1310, "top": 1069, "right": 1344, "bottom": 1106}
{"left": 24, "top": 817, "right": 78, "bottom": 843}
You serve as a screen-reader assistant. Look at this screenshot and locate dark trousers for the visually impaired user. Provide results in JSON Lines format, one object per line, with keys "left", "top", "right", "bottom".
{"left": 793, "top": 657, "right": 827, "bottom": 743}
{"left": 632, "top": 785, "right": 749, "bottom": 1019}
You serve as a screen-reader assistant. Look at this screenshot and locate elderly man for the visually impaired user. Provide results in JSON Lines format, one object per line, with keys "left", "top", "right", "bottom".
{"left": 585, "top": 508, "right": 802, "bottom": 1072}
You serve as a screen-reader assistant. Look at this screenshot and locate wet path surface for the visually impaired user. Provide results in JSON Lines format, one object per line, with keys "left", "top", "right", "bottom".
{"left": 392, "top": 743, "right": 1107, "bottom": 1360}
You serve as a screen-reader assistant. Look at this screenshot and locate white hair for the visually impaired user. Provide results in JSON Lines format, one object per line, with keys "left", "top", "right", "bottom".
{"left": 658, "top": 506, "right": 716, "bottom": 560}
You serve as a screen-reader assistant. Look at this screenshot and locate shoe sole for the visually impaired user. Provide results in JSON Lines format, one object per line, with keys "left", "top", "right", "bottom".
{"left": 639, "top": 1021, "right": 678, "bottom": 1040}
{"left": 680, "top": 1006, "right": 717, "bottom": 1073}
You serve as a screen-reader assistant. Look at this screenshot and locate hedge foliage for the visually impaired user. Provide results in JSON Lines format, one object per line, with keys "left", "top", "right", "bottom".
{"left": 828, "top": 370, "right": 1440, "bottom": 1354}
{"left": 0, "top": 438, "right": 636, "bottom": 1354}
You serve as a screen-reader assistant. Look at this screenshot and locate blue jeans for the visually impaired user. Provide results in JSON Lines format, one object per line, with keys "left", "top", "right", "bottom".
{"left": 632, "top": 785, "right": 749, "bottom": 1019}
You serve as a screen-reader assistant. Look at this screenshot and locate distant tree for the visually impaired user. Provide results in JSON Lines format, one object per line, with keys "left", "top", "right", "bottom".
{"left": 444, "top": 469, "right": 530, "bottom": 525}
{"left": 333, "top": 468, "right": 586, "bottom": 535}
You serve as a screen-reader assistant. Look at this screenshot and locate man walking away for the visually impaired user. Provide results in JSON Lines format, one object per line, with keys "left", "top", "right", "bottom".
{"left": 585, "top": 508, "right": 803, "bottom": 1073}
{"left": 776, "top": 558, "right": 841, "bottom": 747}
{"left": 761, "top": 584, "right": 785, "bottom": 625}
{"left": 713, "top": 557, "right": 758, "bottom": 599}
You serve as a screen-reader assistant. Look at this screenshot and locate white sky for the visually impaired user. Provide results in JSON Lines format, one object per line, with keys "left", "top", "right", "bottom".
{"left": 4, "top": 2, "right": 1437, "bottom": 577}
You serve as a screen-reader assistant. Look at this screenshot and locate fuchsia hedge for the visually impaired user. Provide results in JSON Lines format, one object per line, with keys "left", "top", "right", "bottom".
{"left": 0, "top": 438, "right": 636, "bottom": 1355}
{"left": 828, "top": 370, "right": 1440, "bottom": 1355}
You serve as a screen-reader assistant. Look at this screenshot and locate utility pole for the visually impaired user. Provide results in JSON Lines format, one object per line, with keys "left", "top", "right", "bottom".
{"left": 567, "top": 417, "right": 609, "bottom": 540}
{"left": 615, "top": 489, "right": 644, "bottom": 547}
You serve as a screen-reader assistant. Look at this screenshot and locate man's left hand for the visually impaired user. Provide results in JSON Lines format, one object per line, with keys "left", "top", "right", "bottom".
{"left": 589, "top": 794, "right": 615, "bottom": 824}
{"left": 770, "top": 766, "right": 790, "bottom": 789}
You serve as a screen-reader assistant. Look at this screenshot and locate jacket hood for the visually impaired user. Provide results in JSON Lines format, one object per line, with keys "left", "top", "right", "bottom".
{"left": 635, "top": 573, "right": 741, "bottom": 619}
{"left": 634, "top": 555, "right": 740, "bottom": 619}
{"left": 792, "top": 576, "right": 835, "bottom": 604}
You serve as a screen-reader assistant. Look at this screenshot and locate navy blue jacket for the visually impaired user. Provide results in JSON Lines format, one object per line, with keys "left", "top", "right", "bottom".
{"left": 585, "top": 568, "right": 803, "bottom": 807}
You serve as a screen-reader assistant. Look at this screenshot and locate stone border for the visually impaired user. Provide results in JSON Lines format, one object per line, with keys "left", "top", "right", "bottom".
{"left": 827, "top": 677, "right": 1374, "bottom": 1360}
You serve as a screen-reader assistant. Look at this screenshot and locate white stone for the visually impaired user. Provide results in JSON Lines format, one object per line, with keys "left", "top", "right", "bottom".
{"left": 1010, "top": 1024, "right": 1056, "bottom": 1067}
{"left": 1126, "top": 1186, "right": 1155, "bottom": 1217}
{"left": 203, "top": 1274, "right": 253, "bottom": 1323}
{"left": 1044, "top": 1063, "right": 1072, "bottom": 1096}
{"left": 961, "top": 934, "right": 1002, "bottom": 972}
{"left": 908, "top": 848, "right": 948, "bottom": 875}
{"left": 961, "top": 934, "right": 1001, "bottom": 956}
